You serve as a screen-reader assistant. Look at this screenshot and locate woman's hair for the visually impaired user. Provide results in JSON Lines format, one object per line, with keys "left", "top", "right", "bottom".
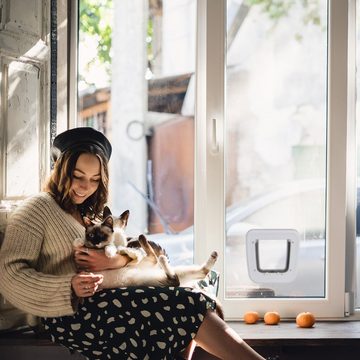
{"left": 44, "top": 144, "right": 109, "bottom": 218}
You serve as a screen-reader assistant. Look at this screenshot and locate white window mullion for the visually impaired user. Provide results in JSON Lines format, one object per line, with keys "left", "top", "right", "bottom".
{"left": 195, "top": 0, "right": 226, "bottom": 267}
{"left": 324, "top": 0, "right": 348, "bottom": 317}
{"left": 345, "top": 0, "right": 357, "bottom": 316}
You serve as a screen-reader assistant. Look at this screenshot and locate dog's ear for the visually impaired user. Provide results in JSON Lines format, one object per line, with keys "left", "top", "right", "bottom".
{"left": 119, "top": 210, "right": 130, "bottom": 227}
{"left": 103, "top": 215, "right": 114, "bottom": 229}
{"left": 103, "top": 206, "right": 112, "bottom": 219}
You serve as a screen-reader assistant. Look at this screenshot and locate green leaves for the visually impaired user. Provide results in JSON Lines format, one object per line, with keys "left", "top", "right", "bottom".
{"left": 245, "top": 0, "right": 322, "bottom": 27}
{"left": 79, "top": 0, "right": 113, "bottom": 67}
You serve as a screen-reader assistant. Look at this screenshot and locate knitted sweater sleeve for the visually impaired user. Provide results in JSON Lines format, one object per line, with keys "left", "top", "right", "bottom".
{"left": 0, "top": 194, "right": 76, "bottom": 317}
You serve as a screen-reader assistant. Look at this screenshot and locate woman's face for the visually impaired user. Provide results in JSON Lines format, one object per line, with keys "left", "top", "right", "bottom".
{"left": 70, "top": 153, "right": 101, "bottom": 205}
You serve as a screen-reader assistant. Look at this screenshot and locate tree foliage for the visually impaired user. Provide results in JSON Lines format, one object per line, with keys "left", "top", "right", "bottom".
{"left": 78, "top": 0, "right": 322, "bottom": 84}
{"left": 79, "top": 0, "right": 113, "bottom": 69}
{"left": 245, "top": 0, "right": 322, "bottom": 27}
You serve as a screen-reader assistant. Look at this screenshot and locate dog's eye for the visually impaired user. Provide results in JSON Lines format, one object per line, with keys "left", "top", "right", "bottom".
{"left": 88, "top": 233, "right": 94, "bottom": 238}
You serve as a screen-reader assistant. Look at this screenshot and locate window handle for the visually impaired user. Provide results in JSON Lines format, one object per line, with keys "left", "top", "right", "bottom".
{"left": 211, "top": 118, "right": 219, "bottom": 153}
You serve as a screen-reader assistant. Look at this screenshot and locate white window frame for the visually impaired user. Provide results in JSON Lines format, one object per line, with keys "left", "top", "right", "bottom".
{"left": 195, "top": 0, "right": 352, "bottom": 319}
{"left": 69, "top": 0, "right": 356, "bottom": 319}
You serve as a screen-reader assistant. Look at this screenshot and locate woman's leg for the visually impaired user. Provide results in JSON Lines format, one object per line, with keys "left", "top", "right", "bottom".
{"left": 192, "top": 346, "right": 221, "bottom": 359}
{"left": 178, "top": 340, "right": 197, "bottom": 359}
{"left": 194, "top": 310, "right": 265, "bottom": 360}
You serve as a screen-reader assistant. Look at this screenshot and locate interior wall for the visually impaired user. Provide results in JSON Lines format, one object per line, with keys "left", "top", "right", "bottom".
{"left": 0, "top": 0, "right": 51, "bottom": 197}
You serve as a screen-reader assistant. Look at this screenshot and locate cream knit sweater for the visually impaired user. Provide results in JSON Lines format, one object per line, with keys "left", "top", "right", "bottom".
{"left": 0, "top": 192, "right": 84, "bottom": 317}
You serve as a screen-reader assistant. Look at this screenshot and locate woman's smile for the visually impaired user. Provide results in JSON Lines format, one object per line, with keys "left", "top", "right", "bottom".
{"left": 72, "top": 190, "right": 87, "bottom": 200}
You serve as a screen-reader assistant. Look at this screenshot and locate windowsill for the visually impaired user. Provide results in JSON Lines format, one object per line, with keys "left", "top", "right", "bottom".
{"left": 346, "top": 310, "right": 360, "bottom": 320}
{"left": 229, "top": 319, "right": 360, "bottom": 346}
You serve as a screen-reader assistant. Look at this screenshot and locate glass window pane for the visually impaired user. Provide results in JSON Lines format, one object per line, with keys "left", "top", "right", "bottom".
{"left": 77, "top": 0, "right": 196, "bottom": 265}
{"left": 225, "top": 0, "right": 327, "bottom": 298}
{"left": 257, "top": 239, "right": 289, "bottom": 272}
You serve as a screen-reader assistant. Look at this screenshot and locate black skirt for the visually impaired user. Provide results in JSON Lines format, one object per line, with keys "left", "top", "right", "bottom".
{"left": 42, "top": 286, "right": 216, "bottom": 360}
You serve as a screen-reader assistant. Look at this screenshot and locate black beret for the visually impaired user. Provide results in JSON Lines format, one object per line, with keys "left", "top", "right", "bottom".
{"left": 52, "top": 127, "right": 112, "bottom": 161}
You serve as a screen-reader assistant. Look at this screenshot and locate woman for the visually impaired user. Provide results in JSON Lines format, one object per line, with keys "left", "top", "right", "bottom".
{"left": 0, "top": 127, "right": 264, "bottom": 360}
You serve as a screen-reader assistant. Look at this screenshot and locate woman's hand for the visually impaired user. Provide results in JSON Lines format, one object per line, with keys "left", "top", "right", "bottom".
{"left": 74, "top": 246, "right": 130, "bottom": 272}
{"left": 71, "top": 272, "right": 103, "bottom": 298}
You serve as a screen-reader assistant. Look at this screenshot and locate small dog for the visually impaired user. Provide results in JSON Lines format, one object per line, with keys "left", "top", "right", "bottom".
{"left": 73, "top": 207, "right": 223, "bottom": 318}
{"left": 74, "top": 207, "right": 219, "bottom": 289}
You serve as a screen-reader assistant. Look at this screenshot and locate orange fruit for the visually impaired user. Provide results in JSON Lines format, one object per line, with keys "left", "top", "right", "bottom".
{"left": 243, "top": 311, "right": 259, "bottom": 324}
{"left": 264, "top": 311, "right": 280, "bottom": 325}
{"left": 296, "top": 312, "right": 315, "bottom": 328}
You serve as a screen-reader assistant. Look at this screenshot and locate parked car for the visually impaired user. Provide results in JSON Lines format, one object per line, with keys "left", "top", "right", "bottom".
{"left": 148, "top": 179, "right": 360, "bottom": 299}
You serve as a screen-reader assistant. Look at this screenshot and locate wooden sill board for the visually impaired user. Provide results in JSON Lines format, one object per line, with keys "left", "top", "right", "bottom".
{"left": 228, "top": 320, "right": 360, "bottom": 346}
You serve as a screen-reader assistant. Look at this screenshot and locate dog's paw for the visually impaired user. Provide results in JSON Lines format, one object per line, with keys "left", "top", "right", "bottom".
{"left": 158, "top": 254, "right": 169, "bottom": 266}
{"left": 73, "top": 238, "right": 84, "bottom": 248}
{"left": 118, "top": 247, "right": 145, "bottom": 263}
{"left": 105, "top": 245, "right": 117, "bottom": 257}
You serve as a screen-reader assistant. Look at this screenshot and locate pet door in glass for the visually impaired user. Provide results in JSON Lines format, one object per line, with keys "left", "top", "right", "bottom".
{"left": 246, "top": 229, "right": 300, "bottom": 283}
